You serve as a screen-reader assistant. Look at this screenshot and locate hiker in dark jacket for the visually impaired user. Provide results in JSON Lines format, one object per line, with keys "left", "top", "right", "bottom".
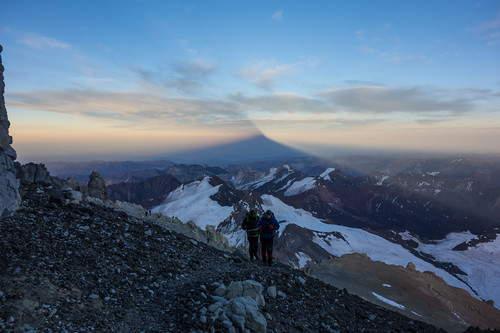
{"left": 241, "top": 209, "right": 260, "bottom": 260}
{"left": 257, "top": 210, "right": 280, "bottom": 266}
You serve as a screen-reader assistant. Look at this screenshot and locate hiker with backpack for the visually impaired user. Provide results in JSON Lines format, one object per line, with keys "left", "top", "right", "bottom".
{"left": 241, "top": 209, "right": 260, "bottom": 260}
{"left": 257, "top": 210, "right": 280, "bottom": 266}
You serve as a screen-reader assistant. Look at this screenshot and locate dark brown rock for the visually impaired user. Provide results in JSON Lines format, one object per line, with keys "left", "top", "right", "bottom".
{"left": 16, "top": 162, "right": 51, "bottom": 185}
{"left": 87, "top": 171, "right": 108, "bottom": 201}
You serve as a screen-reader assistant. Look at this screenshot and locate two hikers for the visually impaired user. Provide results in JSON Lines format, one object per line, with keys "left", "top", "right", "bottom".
{"left": 242, "top": 209, "right": 280, "bottom": 265}
{"left": 241, "top": 209, "right": 260, "bottom": 260}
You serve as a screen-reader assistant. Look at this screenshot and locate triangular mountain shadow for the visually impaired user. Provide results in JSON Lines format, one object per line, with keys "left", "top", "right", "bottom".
{"left": 164, "top": 134, "right": 309, "bottom": 165}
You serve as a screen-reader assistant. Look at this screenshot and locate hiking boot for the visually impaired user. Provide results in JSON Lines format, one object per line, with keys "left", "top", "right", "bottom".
{"left": 267, "top": 260, "right": 272, "bottom": 266}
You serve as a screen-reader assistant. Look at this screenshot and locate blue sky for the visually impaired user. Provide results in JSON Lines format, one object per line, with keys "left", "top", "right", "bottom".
{"left": 1, "top": 1, "right": 500, "bottom": 161}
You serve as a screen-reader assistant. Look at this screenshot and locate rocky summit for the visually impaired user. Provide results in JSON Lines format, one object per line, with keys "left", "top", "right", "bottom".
{"left": 0, "top": 181, "right": 450, "bottom": 333}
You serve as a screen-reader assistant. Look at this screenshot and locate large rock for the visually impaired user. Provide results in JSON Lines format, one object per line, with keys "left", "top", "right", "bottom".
{"left": 0, "top": 44, "right": 20, "bottom": 217}
{"left": 87, "top": 171, "right": 108, "bottom": 201}
{"left": 16, "top": 162, "right": 51, "bottom": 184}
{"left": 210, "top": 280, "right": 268, "bottom": 333}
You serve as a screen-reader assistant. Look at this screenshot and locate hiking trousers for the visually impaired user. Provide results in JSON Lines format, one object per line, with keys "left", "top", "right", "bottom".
{"left": 248, "top": 236, "right": 259, "bottom": 260}
{"left": 260, "top": 236, "right": 274, "bottom": 264}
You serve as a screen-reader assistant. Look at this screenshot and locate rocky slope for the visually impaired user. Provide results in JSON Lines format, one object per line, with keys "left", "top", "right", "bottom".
{"left": 304, "top": 253, "right": 500, "bottom": 333}
{"left": 107, "top": 173, "right": 182, "bottom": 209}
{"left": 0, "top": 181, "right": 451, "bottom": 333}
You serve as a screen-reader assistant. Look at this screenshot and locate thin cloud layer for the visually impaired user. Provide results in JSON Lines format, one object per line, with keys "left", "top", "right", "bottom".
{"left": 8, "top": 84, "right": 497, "bottom": 131}
{"left": 272, "top": 10, "right": 283, "bottom": 21}
{"left": 229, "top": 92, "right": 332, "bottom": 114}
{"left": 474, "top": 12, "right": 500, "bottom": 46}
{"left": 318, "top": 86, "right": 492, "bottom": 115}
{"left": 131, "top": 60, "right": 216, "bottom": 94}
{"left": 8, "top": 89, "right": 241, "bottom": 128}
{"left": 21, "top": 34, "right": 71, "bottom": 50}
{"left": 238, "top": 61, "right": 298, "bottom": 90}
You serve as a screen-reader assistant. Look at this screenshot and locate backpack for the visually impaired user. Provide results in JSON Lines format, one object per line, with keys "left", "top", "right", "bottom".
{"left": 243, "top": 210, "right": 259, "bottom": 237}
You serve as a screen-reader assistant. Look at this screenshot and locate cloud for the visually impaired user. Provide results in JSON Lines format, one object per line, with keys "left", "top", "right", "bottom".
{"left": 229, "top": 92, "right": 332, "bottom": 114}
{"left": 355, "top": 27, "right": 429, "bottom": 64}
{"left": 272, "top": 10, "right": 283, "bottom": 21}
{"left": 131, "top": 60, "right": 216, "bottom": 93}
{"left": 344, "top": 80, "right": 383, "bottom": 86}
{"left": 238, "top": 61, "right": 298, "bottom": 90}
{"left": 317, "top": 86, "right": 496, "bottom": 115}
{"left": 356, "top": 45, "right": 377, "bottom": 54}
{"left": 414, "top": 118, "right": 450, "bottom": 125}
{"left": 390, "top": 55, "right": 428, "bottom": 65}
{"left": 477, "top": 12, "right": 500, "bottom": 46}
{"left": 20, "top": 34, "right": 71, "bottom": 50}
{"left": 8, "top": 89, "right": 241, "bottom": 128}
{"left": 9, "top": 83, "right": 497, "bottom": 138}
{"left": 333, "top": 118, "right": 390, "bottom": 127}
{"left": 471, "top": 12, "right": 500, "bottom": 46}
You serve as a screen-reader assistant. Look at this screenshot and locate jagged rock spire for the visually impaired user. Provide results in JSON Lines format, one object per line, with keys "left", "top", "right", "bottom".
{"left": 88, "top": 171, "right": 108, "bottom": 201}
{"left": 0, "top": 44, "right": 21, "bottom": 217}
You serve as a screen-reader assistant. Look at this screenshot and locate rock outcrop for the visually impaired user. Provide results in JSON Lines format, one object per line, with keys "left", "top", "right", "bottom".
{"left": 0, "top": 44, "right": 20, "bottom": 217}
{"left": 15, "top": 162, "right": 51, "bottom": 185}
{"left": 87, "top": 171, "right": 108, "bottom": 201}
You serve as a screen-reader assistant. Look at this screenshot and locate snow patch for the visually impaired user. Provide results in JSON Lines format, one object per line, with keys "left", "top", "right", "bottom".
{"left": 376, "top": 175, "right": 389, "bottom": 186}
{"left": 411, "top": 311, "right": 423, "bottom": 317}
{"left": 284, "top": 177, "right": 316, "bottom": 196}
{"left": 320, "top": 168, "right": 336, "bottom": 181}
{"left": 151, "top": 176, "right": 234, "bottom": 230}
{"left": 242, "top": 167, "right": 279, "bottom": 189}
{"left": 372, "top": 292, "right": 405, "bottom": 310}
{"left": 295, "top": 252, "right": 313, "bottom": 268}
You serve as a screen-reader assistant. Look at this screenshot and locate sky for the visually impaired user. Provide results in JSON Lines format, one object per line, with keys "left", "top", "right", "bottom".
{"left": 1, "top": 0, "right": 500, "bottom": 162}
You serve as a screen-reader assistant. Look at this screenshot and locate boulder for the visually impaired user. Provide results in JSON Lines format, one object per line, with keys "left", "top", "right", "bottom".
{"left": 209, "top": 292, "right": 267, "bottom": 333}
{"left": 228, "top": 297, "right": 266, "bottom": 332}
{"left": 225, "top": 280, "right": 265, "bottom": 307}
{"left": 406, "top": 262, "right": 416, "bottom": 270}
{"left": 87, "top": 171, "right": 108, "bottom": 201}
{"left": 62, "top": 188, "right": 83, "bottom": 203}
